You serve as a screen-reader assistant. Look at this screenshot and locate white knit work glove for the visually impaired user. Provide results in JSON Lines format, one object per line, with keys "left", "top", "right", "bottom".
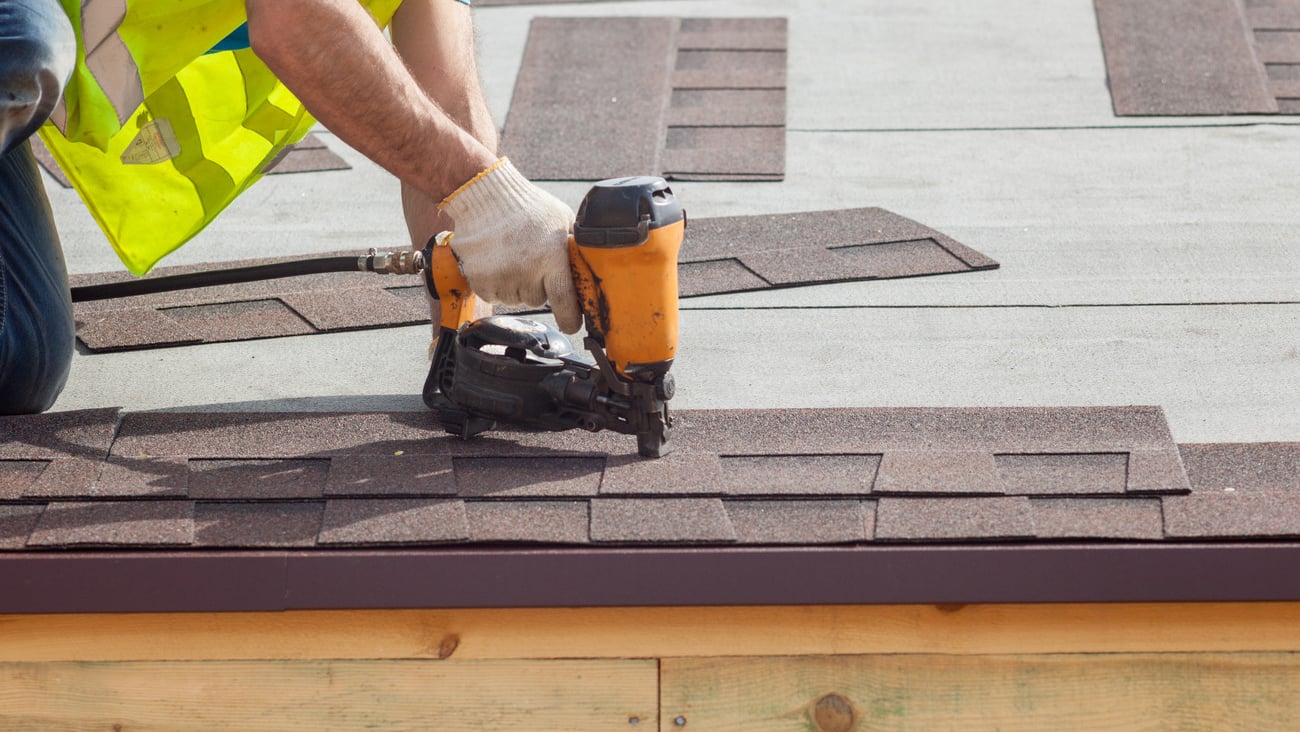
{"left": 439, "top": 158, "right": 582, "bottom": 334}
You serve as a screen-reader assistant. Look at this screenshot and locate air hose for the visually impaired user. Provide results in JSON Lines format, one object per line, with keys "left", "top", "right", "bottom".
{"left": 69, "top": 250, "right": 425, "bottom": 303}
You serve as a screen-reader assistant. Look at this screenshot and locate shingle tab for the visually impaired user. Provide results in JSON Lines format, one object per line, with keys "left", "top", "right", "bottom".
{"left": 324, "top": 455, "right": 456, "bottom": 497}
{"left": 0, "top": 461, "right": 48, "bottom": 499}
{"left": 194, "top": 501, "right": 324, "bottom": 547}
{"left": 187, "top": 459, "right": 330, "bottom": 500}
{"left": 27, "top": 500, "right": 194, "bottom": 547}
{"left": 876, "top": 451, "right": 999, "bottom": 495}
{"left": 725, "top": 499, "right": 872, "bottom": 544}
{"left": 600, "top": 453, "right": 722, "bottom": 495}
{"left": 319, "top": 498, "right": 469, "bottom": 545}
{"left": 22, "top": 459, "right": 106, "bottom": 498}
{"left": 465, "top": 501, "right": 590, "bottom": 544}
{"left": 1178, "top": 443, "right": 1300, "bottom": 493}
{"left": 0, "top": 505, "right": 43, "bottom": 549}
{"left": 875, "top": 496, "right": 1034, "bottom": 541}
{"left": 590, "top": 498, "right": 736, "bottom": 544}
{"left": 0, "top": 408, "right": 120, "bottom": 459}
{"left": 715, "top": 455, "right": 880, "bottom": 496}
{"left": 454, "top": 456, "right": 605, "bottom": 497}
{"left": 995, "top": 453, "right": 1129, "bottom": 496}
{"left": 1030, "top": 498, "right": 1164, "bottom": 540}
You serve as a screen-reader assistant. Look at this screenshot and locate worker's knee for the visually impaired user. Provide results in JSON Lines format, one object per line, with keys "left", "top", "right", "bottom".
{"left": 0, "top": 0, "right": 76, "bottom": 156}
{"left": 0, "top": 141, "right": 74, "bottom": 415}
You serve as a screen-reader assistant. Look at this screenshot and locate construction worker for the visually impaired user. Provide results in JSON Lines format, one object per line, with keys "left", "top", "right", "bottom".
{"left": 0, "top": 0, "right": 580, "bottom": 415}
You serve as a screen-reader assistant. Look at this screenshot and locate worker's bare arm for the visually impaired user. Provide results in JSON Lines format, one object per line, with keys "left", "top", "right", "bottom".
{"left": 389, "top": 0, "right": 496, "bottom": 249}
{"left": 244, "top": 0, "right": 496, "bottom": 202}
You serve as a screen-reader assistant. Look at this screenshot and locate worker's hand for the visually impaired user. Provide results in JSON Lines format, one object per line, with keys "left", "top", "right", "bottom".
{"left": 439, "top": 158, "right": 582, "bottom": 334}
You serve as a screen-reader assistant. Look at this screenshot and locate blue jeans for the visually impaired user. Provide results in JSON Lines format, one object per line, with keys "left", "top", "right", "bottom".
{"left": 0, "top": 0, "right": 76, "bottom": 414}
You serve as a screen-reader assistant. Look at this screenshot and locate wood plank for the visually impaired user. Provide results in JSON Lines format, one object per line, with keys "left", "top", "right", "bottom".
{"left": 660, "top": 653, "right": 1300, "bottom": 731}
{"left": 0, "top": 659, "right": 655, "bottom": 732}
{"left": 5, "top": 603, "right": 1300, "bottom": 662}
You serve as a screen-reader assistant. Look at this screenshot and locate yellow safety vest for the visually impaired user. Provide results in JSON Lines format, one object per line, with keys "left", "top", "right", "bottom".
{"left": 39, "top": 0, "right": 403, "bottom": 275}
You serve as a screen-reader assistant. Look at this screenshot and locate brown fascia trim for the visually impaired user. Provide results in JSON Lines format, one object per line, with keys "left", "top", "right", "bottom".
{"left": 3, "top": 543, "right": 1300, "bottom": 614}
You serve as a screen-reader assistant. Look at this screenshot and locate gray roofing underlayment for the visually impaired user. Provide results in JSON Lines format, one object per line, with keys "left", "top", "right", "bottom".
{"left": 1095, "top": 0, "right": 1300, "bottom": 114}
{"left": 2, "top": 407, "right": 1298, "bottom": 612}
{"left": 68, "top": 207, "right": 996, "bottom": 352}
{"left": 499, "top": 17, "right": 787, "bottom": 181}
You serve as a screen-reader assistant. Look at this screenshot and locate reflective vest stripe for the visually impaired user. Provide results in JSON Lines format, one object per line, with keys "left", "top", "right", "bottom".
{"left": 41, "top": 0, "right": 404, "bottom": 275}
{"left": 80, "top": 0, "right": 144, "bottom": 126}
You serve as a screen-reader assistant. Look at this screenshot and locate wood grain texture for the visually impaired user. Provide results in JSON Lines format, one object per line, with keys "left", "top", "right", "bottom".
{"left": 660, "top": 653, "right": 1300, "bottom": 731}
{"left": 0, "top": 659, "right": 655, "bottom": 732}
{"left": 5, "top": 603, "right": 1300, "bottom": 663}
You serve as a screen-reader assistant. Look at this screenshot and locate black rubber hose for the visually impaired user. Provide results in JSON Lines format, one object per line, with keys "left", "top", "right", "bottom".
{"left": 69, "top": 255, "right": 369, "bottom": 303}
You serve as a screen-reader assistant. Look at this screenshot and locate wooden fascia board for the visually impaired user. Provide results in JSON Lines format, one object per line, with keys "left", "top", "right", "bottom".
{"left": 5, "top": 603, "right": 1300, "bottom": 663}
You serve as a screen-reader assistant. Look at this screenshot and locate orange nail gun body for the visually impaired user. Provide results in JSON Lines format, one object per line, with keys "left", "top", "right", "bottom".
{"left": 422, "top": 177, "right": 685, "bottom": 457}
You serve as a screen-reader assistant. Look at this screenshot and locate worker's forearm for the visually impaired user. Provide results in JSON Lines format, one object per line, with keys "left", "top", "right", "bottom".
{"left": 245, "top": 0, "right": 496, "bottom": 201}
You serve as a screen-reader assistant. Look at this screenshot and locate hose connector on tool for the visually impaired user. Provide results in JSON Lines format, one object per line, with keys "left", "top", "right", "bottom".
{"left": 364, "top": 248, "right": 426, "bottom": 275}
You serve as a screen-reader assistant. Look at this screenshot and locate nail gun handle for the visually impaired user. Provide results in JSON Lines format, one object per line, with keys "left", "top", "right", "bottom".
{"left": 423, "top": 232, "right": 478, "bottom": 331}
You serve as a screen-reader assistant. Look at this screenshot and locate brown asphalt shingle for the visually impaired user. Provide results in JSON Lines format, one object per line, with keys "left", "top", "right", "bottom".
{"left": 500, "top": 17, "right": 787, "bottom": 181}
{"left": 3, "top": 407, "right": 1294, "bottom": 550}
{"left": 1096, "top": 0, "right": 1296, "bottom": 115}
{"left": 68, "top": 207, "right": 997, "bottom": 352}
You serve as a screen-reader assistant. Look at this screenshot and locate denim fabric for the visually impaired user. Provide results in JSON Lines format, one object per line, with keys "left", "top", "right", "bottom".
{"left": 0, "top": 0, "right": 75, "bottom": 414}
{"left": 0, "top": 0, "right": 75, "bottom": 157}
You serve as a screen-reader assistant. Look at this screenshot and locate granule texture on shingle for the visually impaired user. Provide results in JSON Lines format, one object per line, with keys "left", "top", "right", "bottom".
{"left": 453, "top": 456, "right": 605, "bottom": 497}
{"left": 995, "top": 453, "right": 1129, "bottom": 496}
{"left": 725, "top": 499, "right": 872, "bottom": 544}
{"left": 161, "top": 299, "right": 315, "bottom": 342}
{"left": 0, "top": 505, "right": 44, "bottom": 549}
{"left": 1247, "top": 2, "right": 1300, "bottom": 29}
{"left": 187, "top": 459, "right": 330, "bottom": 500}
{"left": 676, "top": 259, "right": 770, "bottom": 297}
{"left": 589, "top": 498, "right": 737, "bottom": 544}
{"left": 194, "top": 501, "right": 325, "bottom": 547}
{"left": 112, "top": 412, "right": 447, "bottom": 458}
{"left": 1255, "top": 30, "right": 1300, "bottom": 62}
{"left": 875, "top": 451, "right": 999, "bottom": 495}
{"left": 1163, "top": 491, "right": 1300, "bottom": 538}
{"left": 0, "top": 408, "right": 120, "bottom": 458}
{"left": 874, "top": 496, "right": 1034, "bottom": 541}
{"left": 21, "top": 458, "right": 105, "bottom": 498}
{"left": 502, "top": 16, "right": 676, "bottom": 180}
{"left": 465, "top": 501, "right": 590, "bottom": 544}
{"left": 1178, "top": 443, "right": 1300, "bottom": 493}
{"left": 75, "top": 308, "right": 201, "bottom": 350}
{"left": 1125, "top": 448, "right": 1192, "bottom": 493}
{"left": 0, "top": 461, "right": 48, "bottom": 499}
{"left": 503, "top": 16, "right": 788, "bottom": 182}
{"left": 27, "top": 500, "right": 194, "bottom": 547}
{"left": 324, "top": 455, "right": 456, "bottom": 497}
{"left": 279, "top": 288, "right": 428, "bottom": 332}
{"left": 1095, "top": 0, "right": 1277, "bottom": 115}
{"left": 600, "top": 453, "right": 722, "bottom": 495}
{"left": 1030, "top": 498, "right": 1164, "bottom": 540}
{"left": 82, "top": 457, "right": 188, "bottom": 498}
{"left": 318, "top": 498, "right": 468, "bottom": 545}
{"left": 715, "top": 454, "right": 880, "bottom": 496}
